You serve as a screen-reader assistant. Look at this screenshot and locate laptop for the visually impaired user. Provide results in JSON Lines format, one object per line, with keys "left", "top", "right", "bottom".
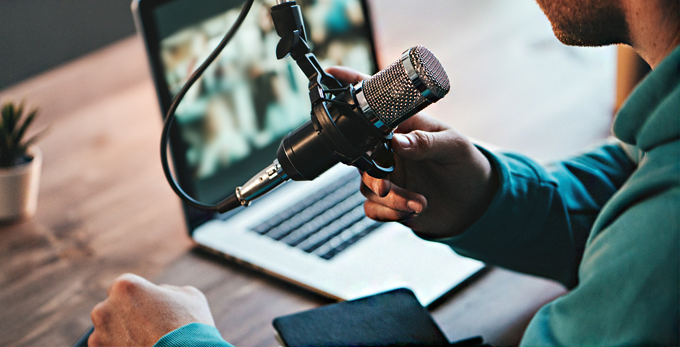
{"left": 132, "top": 0, "right": 484, "bottom": 306}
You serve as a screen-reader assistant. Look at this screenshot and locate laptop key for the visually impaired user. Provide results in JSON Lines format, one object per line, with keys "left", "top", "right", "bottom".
{"left": 267, "top": 190, "right": 350, "bottom": 239}
{"left": 250, "top": 172, "right": 378, "bottom": 259}
{"left": 299, "top": 204, "right": 366, "bottom": 253}
{"left": 283, "top": 192, "right": 364, "bottom": 246}
{"left": 264, "top": 179, "right": 361, "bottom": 240}
{"left": 252, "top": 199, "right": 311, "bottom": 234}
{"left": 318, "top": 218, "right": 382, "bottom": 260}
{"left": 251, "top": 173, "right": 359, "bottom": 235}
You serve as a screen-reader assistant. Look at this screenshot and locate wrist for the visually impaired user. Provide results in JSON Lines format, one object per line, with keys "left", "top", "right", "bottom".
{"left": 474, "top": 145, "right": 500, "bottom": 216}
{"left": 450, "top": 145, "right": 500, "bottom": 237}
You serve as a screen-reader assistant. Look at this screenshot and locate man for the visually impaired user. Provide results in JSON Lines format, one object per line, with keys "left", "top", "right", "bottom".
{"left": 89, "top": 0, "right": 679, "bottom": 345}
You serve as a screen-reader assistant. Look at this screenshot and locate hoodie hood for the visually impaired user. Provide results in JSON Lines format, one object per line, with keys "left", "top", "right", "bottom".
{"left": 613, "top": 45, "right": 680, "bottom": 151}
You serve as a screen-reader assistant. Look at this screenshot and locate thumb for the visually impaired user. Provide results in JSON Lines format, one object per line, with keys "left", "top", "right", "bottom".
{"left": 392, "top": 130, "right": 471, "bottom": 164}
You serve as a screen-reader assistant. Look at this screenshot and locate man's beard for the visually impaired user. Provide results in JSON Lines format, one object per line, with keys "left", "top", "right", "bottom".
{"left": 535, "top": 0, "right": 630, "bottom": 47}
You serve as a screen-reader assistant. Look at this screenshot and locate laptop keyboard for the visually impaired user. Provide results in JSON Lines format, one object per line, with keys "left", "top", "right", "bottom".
{"left": 251, "top": 172, "right": 382, "bottom": 260}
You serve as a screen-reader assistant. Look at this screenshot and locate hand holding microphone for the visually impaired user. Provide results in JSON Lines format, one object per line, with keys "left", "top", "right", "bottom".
{"left": 328, "top": 67, "right": 500, "bottom": 239}
{"left": 161, "top": 40, "right": 459, "bottom": 214}
{"left": 231, "top": 46, "right": 454, "bottom": 209}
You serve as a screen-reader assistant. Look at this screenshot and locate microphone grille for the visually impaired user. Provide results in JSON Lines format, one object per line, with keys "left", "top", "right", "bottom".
{"left": 361, "top": 46, "right": 450, "bottom": 128}
{"left": 409, "top": 46, "right": 450, "bottom": 98}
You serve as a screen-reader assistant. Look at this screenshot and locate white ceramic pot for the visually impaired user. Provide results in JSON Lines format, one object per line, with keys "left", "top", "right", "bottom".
{"left": 0, "top": 147, "right": 42, "bottom": 221}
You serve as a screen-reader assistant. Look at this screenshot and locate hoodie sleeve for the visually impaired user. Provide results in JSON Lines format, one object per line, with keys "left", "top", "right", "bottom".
{"left": 436, "top": 141, "right": 635, "bottom": 288}
{"left": 154, "top": 323, "right": 234, "bottom": 347}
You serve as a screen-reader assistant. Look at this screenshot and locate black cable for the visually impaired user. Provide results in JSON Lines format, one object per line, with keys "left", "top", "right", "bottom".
{"left": 161, "top": 0, "right": 254, "bottom": 212}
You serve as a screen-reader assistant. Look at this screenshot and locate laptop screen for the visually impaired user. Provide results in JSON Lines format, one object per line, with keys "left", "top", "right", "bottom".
{"left": 148, "top": 0, "right": 377, "bottom": 211}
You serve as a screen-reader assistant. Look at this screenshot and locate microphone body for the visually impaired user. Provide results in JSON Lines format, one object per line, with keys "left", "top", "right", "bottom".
{"left": 277, "top": 85, "right": 378, "bottom": 181}
{"left": 233, "top": 46, "right": 450, "bottom": 207}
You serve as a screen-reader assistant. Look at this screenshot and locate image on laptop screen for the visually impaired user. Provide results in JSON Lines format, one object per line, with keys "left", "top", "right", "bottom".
{"left": 152, "top": 0, "right": 377, "bottom": 206}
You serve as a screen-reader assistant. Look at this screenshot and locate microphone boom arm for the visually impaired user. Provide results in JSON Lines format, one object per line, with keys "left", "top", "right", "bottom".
{"left": 270, "top": 1, "right": 343, "bottom": 102}
{"left": 269, "top": 0, "right": 396, "bottom": 176}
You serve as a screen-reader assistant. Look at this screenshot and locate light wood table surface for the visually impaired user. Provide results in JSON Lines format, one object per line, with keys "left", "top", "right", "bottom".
{"left": 0, "top": 1, "right": 620, "bottom": 345}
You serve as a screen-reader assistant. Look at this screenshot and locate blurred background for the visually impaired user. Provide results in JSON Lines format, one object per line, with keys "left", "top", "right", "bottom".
{"left": 0, "top": 1, "right": 135, "bottom": 90}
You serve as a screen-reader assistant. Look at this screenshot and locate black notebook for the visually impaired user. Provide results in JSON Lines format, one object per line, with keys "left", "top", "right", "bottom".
{"left": 273, "top": 288, "right": 449, "bottom": 346}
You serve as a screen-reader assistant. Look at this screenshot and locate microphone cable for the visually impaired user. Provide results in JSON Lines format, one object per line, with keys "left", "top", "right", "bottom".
{"left": 160, "top": 0, "right": 255, "bottom": 213}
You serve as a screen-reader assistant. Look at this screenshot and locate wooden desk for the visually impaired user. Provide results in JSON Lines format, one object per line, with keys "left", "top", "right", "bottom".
{"left": 1, "top": 1, "right": 622, "bottom": 345}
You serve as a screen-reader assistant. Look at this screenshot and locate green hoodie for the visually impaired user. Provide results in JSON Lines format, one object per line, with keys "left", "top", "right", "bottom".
{"left": 444, "top": 44, "right": 680, "bottom": 345}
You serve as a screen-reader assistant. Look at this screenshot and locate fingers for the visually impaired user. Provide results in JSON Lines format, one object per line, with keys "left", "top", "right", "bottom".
{"left": 90, "top": 299, "right": 113, "bottom": 346}
{"left": 325, "top": 66, "right": 370, "bottom": 85}
{"left": 160, "top": 284, "right": 204, "bottom": 298}
{"left": 107, "top": 273, "right": 151, "bottom": 299}
{"left": 389, "top": 112, "right": 473, "bottom": 164}
{"left": 90, "top": 301, "right": 108, "bottom": 331}
{"left": 88, "top": 329, "right": 101, "bottom": 347}
{"left": 361, "top": 172, "right": 391, "bottom": 197}
{"left": 107, "top": 274, "right": 203, "bottom": 301}
{"left": 360, "top": 174, "right": 427, "bottom": 222}
{"left": 392, "top": 128, "right": 473, "bottom": 164}
{"left": 395, "top": 113, "right": 449, "bottom": 134}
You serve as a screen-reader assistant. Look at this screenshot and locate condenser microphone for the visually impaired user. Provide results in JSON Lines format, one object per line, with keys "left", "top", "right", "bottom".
{"left": 230, "top": 46, "right": 450, "bottom": 210}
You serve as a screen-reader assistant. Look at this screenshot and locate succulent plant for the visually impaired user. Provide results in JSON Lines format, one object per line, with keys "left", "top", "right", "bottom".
{"left": 0, "top": 101, "right": 45, "bottom": 168}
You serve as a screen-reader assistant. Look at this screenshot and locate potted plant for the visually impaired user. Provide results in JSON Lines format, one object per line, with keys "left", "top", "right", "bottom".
{"left": 0, "top": 101, "right": 45, "bottom": 222}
